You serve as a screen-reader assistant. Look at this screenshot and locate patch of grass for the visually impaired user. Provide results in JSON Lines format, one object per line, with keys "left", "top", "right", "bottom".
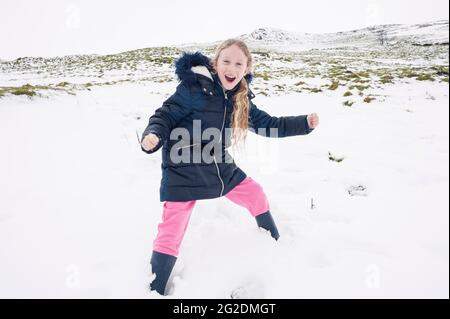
{"left": 254, "top": 72, "right": 271, "bottom": 81}
{"left": 363, "top": 96, "right": 376, "bottom": 103}
{"left": 303, "top": 71, "right": 321, "bottom": 78}
{"left": 328, "top": 80, "right": 339, "bottom": 90}
{"left": 0, "top": 83, "right": 79, "bottom": 98}
{"left": 416, "top": 74, "right": 435, "bottom": 81}
{"left": 343, "top": 91, "right": 352, "bottom": 97}
{"left": 351, "top": 77, "right": 370, "bottom": 84}
{"left": 343, "top": 100, "right": 354, "bottom": 107}
{"left": 355, "top": 85, "right": 370, "bottom": 91}
{"left": 441, "top": 77, "right": 449, "bottom": 83}
{"left": 356, "top": 71, "right": 370, "bottom": 78}
{"left": 146, "top": 55, "right": 174, "bottom": 65}
{"left": 327, "top": 65, "right": 348, "bottom": 80}
{"left": 295, "top": 80, "right": 306, "bottom": 86}
{"left": 11, "top": 84, "right": 37, "bottom": 97}
{"left": 156, "top": 77, "right": 172, "bottom": 83}
{"left": 399, "top": 68, "right": 419, "bottom": 78}
{"left": 348, "top": 84, "right": 370, "bottom": 91}
{"left": 349, "top": 71, "right": 370, "bottom": 79}
{"left": 356, "top": 84, "right": 369, "bottom": 91}
{"left": 308, "top": 87, "right": 322, "bottom": 93}
{"left": 432, "top": 65, "right": 449, "bottom": 76}
{"left": 380, "top": 75, "right": 394, "bottom": 84}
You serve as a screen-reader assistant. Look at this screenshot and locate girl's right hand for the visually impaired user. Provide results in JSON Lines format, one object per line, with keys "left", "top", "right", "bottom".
{"left": 141, "top": 133, "right": 160, "bottom": 151}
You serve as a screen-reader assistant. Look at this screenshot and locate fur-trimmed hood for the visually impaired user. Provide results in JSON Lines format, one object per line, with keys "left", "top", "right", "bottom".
{"left": 174, "top": 51, "right": 254, "bottom": 86}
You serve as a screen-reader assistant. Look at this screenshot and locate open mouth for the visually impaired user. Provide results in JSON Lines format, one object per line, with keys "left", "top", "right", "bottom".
{"left": 224, "top": 75, "right": 236, "bottom": 83}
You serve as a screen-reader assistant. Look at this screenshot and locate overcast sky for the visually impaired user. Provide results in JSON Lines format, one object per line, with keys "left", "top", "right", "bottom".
{"left": 1, "top": 0, "right": 448, "bottom": 60}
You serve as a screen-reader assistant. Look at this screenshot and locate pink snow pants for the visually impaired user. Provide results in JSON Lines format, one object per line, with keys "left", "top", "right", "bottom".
{"left": 153, "top": 177, "right": 270, "bottom": 256}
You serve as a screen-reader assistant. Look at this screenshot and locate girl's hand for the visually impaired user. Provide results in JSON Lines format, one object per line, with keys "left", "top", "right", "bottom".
{"left": 307, "top": 113, "right": 319, "bottom": 129}
{"left": 141, "top": 133, "right": 160, "bottom": 151}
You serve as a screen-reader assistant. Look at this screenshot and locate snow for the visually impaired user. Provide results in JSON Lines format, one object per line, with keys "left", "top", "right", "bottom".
{"left": 0, "top": 19, "right": 448, "bottom": 298}
{"left": 234, "top": 21, "right": 449, "bottom": 52}
{"left": 0, "top": 78, "right": 448, "bottom": 298}
{"left": 391, "top": 20, "right": 449, "bottom": 44}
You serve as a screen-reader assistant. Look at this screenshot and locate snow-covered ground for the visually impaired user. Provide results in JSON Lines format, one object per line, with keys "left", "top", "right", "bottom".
{"left": 0, "top": 20, "right": 448, "bottom": 298}
{"left": 0, "top": 77, "right": 448, "bottom": 298}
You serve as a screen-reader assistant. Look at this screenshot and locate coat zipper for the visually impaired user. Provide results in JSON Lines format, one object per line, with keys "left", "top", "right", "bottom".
{"left": 214, "top": 85, "right": 228, "bottom": 197}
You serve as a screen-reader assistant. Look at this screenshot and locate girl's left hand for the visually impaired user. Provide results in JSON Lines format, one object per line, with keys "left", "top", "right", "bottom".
{"left": 307, "top": 113, "right": 319, "bottom": 129}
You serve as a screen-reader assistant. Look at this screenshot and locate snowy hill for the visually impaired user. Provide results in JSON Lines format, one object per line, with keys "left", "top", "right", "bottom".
{"left": 234, "top": 20, "right": 449, "bottom": 50}
{"left": 1, "top": 20, "right": 448, "bottom": 100}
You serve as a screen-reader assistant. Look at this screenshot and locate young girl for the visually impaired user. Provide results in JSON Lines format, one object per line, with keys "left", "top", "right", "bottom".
{"left": 141, "top": 39, "right": 319, "bottom": 295}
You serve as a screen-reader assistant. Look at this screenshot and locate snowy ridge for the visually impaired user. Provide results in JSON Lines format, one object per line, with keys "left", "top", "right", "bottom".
{"left": 243, "top": 27, "right": 303, "bottom": 42}
{"left": 234, "top": 20, "right": 449, "bottom": 50}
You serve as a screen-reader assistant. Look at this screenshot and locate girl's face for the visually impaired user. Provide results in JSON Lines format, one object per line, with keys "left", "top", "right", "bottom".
{"left": 215, "top": 44, "right": 249, "bottom": 90}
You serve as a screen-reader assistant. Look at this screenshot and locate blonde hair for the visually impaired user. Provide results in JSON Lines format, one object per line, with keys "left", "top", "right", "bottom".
{"left": 211, "top": 39, "right": 253, "bottom": 147}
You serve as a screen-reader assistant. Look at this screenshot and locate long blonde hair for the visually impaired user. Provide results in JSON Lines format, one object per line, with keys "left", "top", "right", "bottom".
{"left": 211, "top": 39, "right": 253, "bottom": 146}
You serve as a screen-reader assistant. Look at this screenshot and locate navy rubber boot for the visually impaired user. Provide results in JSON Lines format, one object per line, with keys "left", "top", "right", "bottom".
{"left": 150, "top": 251, "right": 177, "bottom": 295}
{"left": 255, "top": 211, "right": 280, "bottom": 240}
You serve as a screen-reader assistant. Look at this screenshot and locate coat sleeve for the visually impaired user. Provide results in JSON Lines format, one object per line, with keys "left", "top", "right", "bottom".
{"left": 248, "top": 102, "right": 314, "bottom": 138}
{"left": 141, "top": 81, "right": 193, "bottom": 154}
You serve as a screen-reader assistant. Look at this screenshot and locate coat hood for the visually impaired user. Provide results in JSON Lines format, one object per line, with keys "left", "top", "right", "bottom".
{"left": 174, "top": 51, "right": 254, "bottom": 85}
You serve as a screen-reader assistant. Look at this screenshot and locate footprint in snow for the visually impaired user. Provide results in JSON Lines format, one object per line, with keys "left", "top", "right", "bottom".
{"left": 347, "top": 185, "right": 368, "bottom": 196}
{"left": 230, "top": 279, "right": 265, "bottom": 299}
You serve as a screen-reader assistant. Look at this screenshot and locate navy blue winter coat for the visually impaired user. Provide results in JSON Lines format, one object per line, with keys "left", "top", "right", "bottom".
{"left": 141, "top": 52, "right": 314, "bottom": 202}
